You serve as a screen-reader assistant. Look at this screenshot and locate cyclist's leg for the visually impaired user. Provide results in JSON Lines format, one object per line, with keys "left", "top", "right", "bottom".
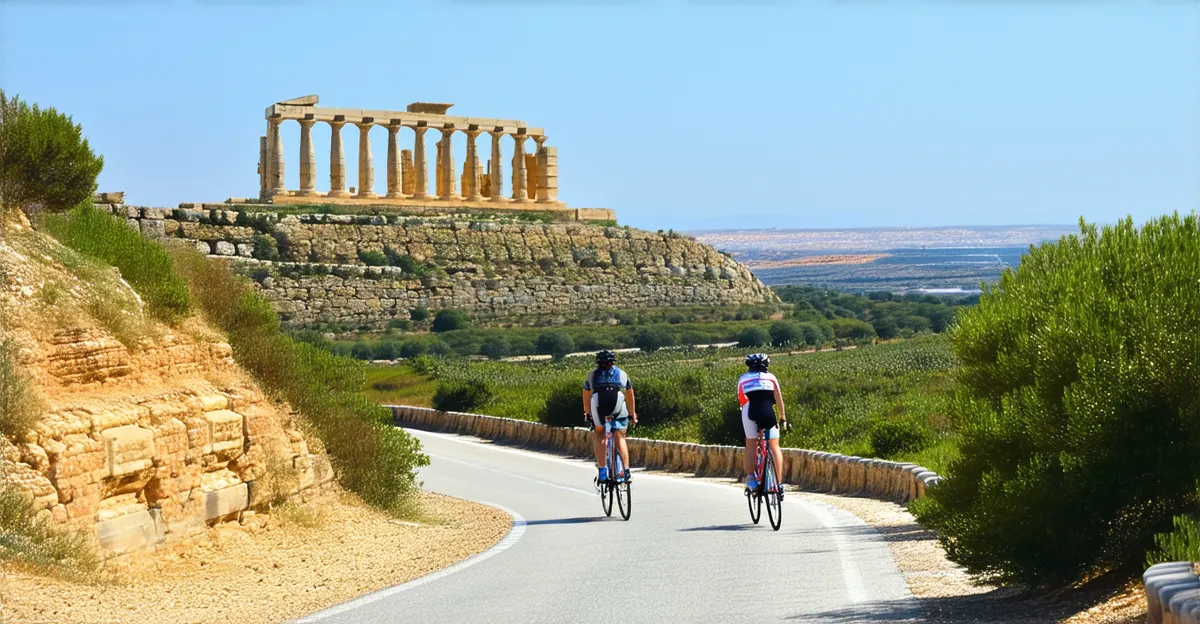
{"left": 613, "top": 419, "right": 631, "bottom": 477}
{"left": 590, "top": 401, "right": 607, "bottom": 470}
{"left": 741, "top": 403, "right": 757, "bottom": 482}
{"left": 767, "top": 432, "right": 784, "bottom": 486}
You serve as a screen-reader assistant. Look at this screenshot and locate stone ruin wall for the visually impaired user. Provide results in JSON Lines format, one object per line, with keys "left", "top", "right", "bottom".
{"left": 103, "top": 204, "right": 777, "bottom": 329}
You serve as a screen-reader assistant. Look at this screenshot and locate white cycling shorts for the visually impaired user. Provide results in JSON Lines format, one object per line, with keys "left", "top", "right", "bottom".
{"left": 591, "top": 394, "right": 629, "bottom": 431}
{"left": 741, "top": 403, "right": 780, "bottom": 440}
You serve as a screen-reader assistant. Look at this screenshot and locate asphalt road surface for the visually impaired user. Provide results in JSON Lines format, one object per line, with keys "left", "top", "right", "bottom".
{"left": 296, "top": 428, "right": 922, "bottom": 624}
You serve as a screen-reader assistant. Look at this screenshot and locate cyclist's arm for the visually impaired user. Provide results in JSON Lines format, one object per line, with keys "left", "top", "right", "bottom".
{"left": 582, "top": 389, "right": 593, "bottom": 416}
{"left": 773, "top": 384, "right": 786, "bottom": 422}
{"left": 625, "top": 388, "right": 637, "bottom": 422}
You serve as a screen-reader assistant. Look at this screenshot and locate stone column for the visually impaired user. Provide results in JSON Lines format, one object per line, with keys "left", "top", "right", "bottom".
{"left": 412, "top": 126, "right": 429, "bottom": 200}
{"left": 439, "top": 128, "right": 457, "bottom": 200}
{"left": 386, "top": 124, "right": 404, "bottom": 198}
{"left": 297, "top": 119, "right": 317, "bottom": 196}
{"left": 464, "top": 129, "right": 483, "bottom": 201}
{"left": 511, "top": 133, "right": 531, "bottom": 202}
{"left": 535, "top": 136, "right": 557, "bottom": 203}
{"left": 356, "top": 121, "right": 376, "bottom": 198}
{"left": 268, "top": 118, "right": 286, "bottom": 196}
{"left": 328, "top": 121, "right": 349, "bottom": 197}
{"left": 488, "top": 130, "right": 506, "bottom": 202}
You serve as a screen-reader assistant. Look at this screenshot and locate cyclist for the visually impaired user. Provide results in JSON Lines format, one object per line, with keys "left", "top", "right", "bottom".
{"left": 738, "top": 353, "right": 787, "bottom": 494}
{"left": 583, "top": 350, "right": 638, "bottom": 483}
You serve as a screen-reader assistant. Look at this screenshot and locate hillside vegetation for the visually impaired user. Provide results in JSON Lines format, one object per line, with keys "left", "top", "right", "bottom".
{"left": 913, "top": 214, "right": 1200, "bottom": 586}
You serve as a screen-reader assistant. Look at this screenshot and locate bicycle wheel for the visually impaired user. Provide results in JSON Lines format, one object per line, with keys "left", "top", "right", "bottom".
{"left": 747, "top": 481, "right": 762, "bottom": 524}
{"left": 765, "top": 451, "right": 782, "bottom": 531}
{"left": 601, "top": 438, "right": 615, "bottom": 517}
{"left": 614, "top": 452, "right": 631, "bottom": 520}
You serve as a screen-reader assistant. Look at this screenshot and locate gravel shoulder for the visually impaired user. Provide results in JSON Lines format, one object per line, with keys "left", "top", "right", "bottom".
{"left": 0, "top": 490, "right": 511, "bottom": 624}
{"left": 801, "top": 492, "right": 1146, "bottom": 624}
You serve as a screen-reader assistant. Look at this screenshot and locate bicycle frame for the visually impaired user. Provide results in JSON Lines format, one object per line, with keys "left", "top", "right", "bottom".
{"left": 753, "top": 429, "right": 768, "bottom": 488}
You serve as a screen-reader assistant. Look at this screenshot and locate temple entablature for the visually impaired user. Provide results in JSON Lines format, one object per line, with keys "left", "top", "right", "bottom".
{"left": 258, "top": 95, "right": 563, "bottom": 210}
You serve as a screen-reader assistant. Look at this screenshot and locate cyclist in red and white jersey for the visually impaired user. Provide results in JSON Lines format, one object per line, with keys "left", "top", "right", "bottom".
{"left": 737, "top": 353, "right": 787, "bottom": 492}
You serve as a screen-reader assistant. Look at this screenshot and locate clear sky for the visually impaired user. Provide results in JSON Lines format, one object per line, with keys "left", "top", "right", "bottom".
{"left": 1, "top": 2, "right": 1197, "bottom": 232}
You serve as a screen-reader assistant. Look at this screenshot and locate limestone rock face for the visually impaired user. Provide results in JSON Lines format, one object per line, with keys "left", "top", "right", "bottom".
{"left": 103, "top": 204, "right": 777, "bottom": 328}
{"left": 0, "top": 225, "right": 333, "bottom": 558}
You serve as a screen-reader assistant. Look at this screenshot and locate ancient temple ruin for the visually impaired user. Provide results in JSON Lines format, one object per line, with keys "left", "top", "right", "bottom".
{"left": 258, "top": 95, "right": 563, "bottom": 209}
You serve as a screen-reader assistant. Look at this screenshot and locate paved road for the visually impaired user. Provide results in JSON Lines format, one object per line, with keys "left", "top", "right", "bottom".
{"left": 298, "top": 428, "right": 921, "bottom": 624}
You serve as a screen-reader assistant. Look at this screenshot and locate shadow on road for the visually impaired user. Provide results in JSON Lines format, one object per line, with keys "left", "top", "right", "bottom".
{"left": 679, "top": 524, "right": 759, "bottom": 532}
{"left": 524, "top": 516, "right": 609, "bottom": 526}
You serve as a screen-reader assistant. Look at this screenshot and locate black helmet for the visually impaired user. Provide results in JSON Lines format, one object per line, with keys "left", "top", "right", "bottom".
{"left": 596, "top": 350, "right": 616, "bottom": 366}
{"left": 745, "top": 353, "right": 770, "bottom": 372}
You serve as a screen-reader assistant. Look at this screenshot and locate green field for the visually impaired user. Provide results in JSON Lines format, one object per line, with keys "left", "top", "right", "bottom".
{"left": 370, "top": 336, "right": 959, "bottom": 475}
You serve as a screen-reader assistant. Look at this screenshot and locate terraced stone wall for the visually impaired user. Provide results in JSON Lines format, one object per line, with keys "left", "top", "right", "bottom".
{"left": 104, "top": 204, "right": 776, "bottom": 328}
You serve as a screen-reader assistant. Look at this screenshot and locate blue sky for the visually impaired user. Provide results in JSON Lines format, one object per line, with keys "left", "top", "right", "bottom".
{"left": 1, "top": 2, "right": 1197, "bottom": 231}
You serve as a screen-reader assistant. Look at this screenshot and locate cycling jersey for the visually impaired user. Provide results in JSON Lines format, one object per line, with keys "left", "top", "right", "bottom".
{"left": 738, "top": 371, "right": 780, "bottom": 439}
{"left": 737, "top": 371, "right": 779, "bottom": 407}
{"left": 585, "top": 366, "right": 633, "bottom": 421}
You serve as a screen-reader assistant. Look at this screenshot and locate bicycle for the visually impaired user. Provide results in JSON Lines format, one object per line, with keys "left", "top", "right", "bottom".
{"left": 746, "top": 421, "right": 788, "bottom": 531}
{"left": 589, "top": 413, "right": 632, "bottom": 521}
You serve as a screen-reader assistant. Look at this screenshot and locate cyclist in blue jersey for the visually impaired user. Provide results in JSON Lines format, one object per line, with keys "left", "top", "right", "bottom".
{"left": 583, "top": 350, "right": 638, "bottom": 482}
{"left": 738, "top": 353, "right": 787, "bottom": 492}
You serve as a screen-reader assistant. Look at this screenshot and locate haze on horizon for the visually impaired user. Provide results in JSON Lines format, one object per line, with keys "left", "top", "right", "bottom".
{"left": 1, "top": 2, "right": 1196, "bottom": 232}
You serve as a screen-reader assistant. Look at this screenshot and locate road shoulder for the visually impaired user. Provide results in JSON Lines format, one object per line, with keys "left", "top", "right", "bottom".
{"left": 1, "top": 490, "right": 511, "bottom": 624}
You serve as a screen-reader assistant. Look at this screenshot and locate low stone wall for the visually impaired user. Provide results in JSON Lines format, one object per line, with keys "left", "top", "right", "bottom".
{"left": 390, "top": 405, "right": 943, "bottom": 504}
{"left": 1144, "top": 562, "right": 1200, "bottom": 624}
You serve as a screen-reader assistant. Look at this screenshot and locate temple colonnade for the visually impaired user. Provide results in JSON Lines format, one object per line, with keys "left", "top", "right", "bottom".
{"left": 259, "top": 97, "right": 560, "bottom": 205}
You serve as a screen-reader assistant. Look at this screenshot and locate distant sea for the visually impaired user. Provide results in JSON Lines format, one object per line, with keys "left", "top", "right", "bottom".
{"left": 690, "top": 225, "right": 1077, "bottom": 293}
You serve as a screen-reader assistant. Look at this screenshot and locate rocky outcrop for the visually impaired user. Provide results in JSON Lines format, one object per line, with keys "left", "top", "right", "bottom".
{"left": 102, "top": 204, "right": 776, "bottom": 328}
{"left": 0, "top": 225, "right": 332, "bottom": 558}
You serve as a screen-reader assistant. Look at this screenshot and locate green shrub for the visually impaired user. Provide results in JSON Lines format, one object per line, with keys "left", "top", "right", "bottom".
{"left": 0, "top": 337, "right": 41, "bottom": 441}
{"left": 1146, "top": 515, "right": 1200, "bottom": 568}
{"left": 737, "top": 326, "right": 770, "bottom": 348}
{"left": 384, "top": 248, "right": 426, "bottom": 276}
{"left": 536, "top": 331, "right": 575, "bottom": 360}
{"left": 252, "top": 234, "right": 279, "bottom": 261}
{"left": 432, "top": 309, "right": 470, "bottom": 332}
{"left": 912, "top": 214, "right": 1200, "bottom": 586}
{"left": 631, "top": 378, "right": 694, "bottom": 429}
{"left": 168, "top": 247, "right": 427, "bottom": 512}
{"left": 829, "top": 318, "right": 876, "bottom": 341}
{"left": 0, "top": 91, "right": 103, "bottom": 212}
{"left": 868, "top": 417, "right": 932, "bottom": 458}
{"left": 0, "top": 483, "right": 99, "bottom": 581}
{"left": 480, "top": 337, "right": 509, "bottom": 360}
{"left": 387, "top": 318, "right": 412, "bottom": 331}
{"left": 699, "top": 396, "right": 745, "bottom": 445}
{"left": 798, "top": 322, "right": 829, "bottom": 346}
{"left": 432, "top": 380, "right": 492, "bottom": 413}
{"left": 633, "top": 326, "right": 675, "bottom": 352}
{"left": 358, "top": 249, "right": 388, "bottom": 267}
{"left": 44, "top": 203, "right": 191, "bottom": 324}
{"left": 539, "top": 380, "right": 583, "bottom": 427}
{"left": 769, "top": 320, "right": 803, "bottom": 346}
{"left": 410, "top": 307, "right": 430, "bottom": 322}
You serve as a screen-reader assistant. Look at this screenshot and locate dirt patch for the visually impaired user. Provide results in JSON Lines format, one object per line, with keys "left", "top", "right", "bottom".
{"left": 743, "top": 254, "right": 887, "bottom": 269}
{"left": 0, "top": 490, "right": 511, "bottom": 624}
{"left": 800, "top": 492, "right": 1147, "bottom": 623}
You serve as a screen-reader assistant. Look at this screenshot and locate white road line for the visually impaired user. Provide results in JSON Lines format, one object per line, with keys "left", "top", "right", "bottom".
{"left": 291, "top": 502, "right": 527, "bottom": 623}
{"left": 426, "top": 452, "right": 595, "bottom": 497}
{"left": 794, "top": 498, "right": 870, "bottom": 603}
{"left": 409, "top": 426, "right": 876, "bottom": 604}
